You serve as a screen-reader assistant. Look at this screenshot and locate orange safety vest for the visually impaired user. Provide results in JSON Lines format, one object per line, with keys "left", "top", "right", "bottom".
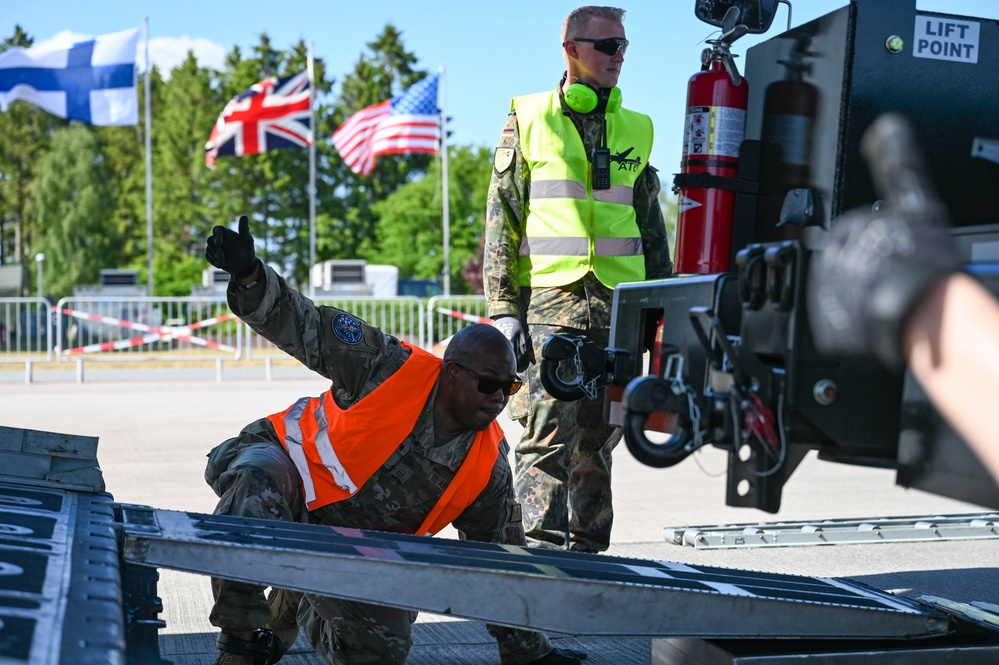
{"left": 266, "top": 342, "right": 503, "bottom": 535}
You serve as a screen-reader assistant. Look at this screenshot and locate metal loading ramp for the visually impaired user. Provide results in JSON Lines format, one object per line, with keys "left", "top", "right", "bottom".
{"left": 0, "top": 482, "right": 163, "bottom": 665}
{"left": 120, "top": 506, "right": 953, "bottom": 641}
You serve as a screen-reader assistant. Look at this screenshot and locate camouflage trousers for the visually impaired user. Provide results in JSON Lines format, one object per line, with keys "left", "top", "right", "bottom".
{"left": 507, "top": 325, "right": 622, "bottom": 553}
{"left": 204, "top": 420, "right": 553, "bottom": 664}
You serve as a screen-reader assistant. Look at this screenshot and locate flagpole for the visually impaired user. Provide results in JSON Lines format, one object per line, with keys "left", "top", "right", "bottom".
{"left": 144, "top": 17, "right": 154, "bottom": 296}
{"left": 308, "top": 43, "right": 317, "bottom": 300}
{"left": 439, "top": 65, "right": 450, "bottom": 296}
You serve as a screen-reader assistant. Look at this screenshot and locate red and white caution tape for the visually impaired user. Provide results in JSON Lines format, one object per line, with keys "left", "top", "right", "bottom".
{"left": 434, "top": 307, "right": 492, "bottom": 325}
{"left": 56, "top": 307, "right": 237, "bottom": 354}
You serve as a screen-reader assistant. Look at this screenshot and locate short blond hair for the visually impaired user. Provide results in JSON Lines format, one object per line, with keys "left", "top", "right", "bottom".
{"left": 562, "top": 6, "right": 626, "bottom": 41}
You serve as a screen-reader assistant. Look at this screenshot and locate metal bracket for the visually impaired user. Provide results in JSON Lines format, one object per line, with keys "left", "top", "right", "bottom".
{"left": 971, "top": 138, "right": 999, "bottom": 165}
{"left": 664, "top": 512, "right": 999, "bottom": 549}
{"left": 539, "top": 333, "right": 629, "bottom": 401}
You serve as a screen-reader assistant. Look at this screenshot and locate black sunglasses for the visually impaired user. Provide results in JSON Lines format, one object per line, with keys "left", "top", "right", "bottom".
{"left": 450, "top": 360, "right": 523, "bottom": 396}
{"left": 568, "top": 37, "right": 629, "bottom": 56}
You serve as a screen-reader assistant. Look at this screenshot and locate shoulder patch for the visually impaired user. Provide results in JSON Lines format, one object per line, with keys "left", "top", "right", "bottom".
{"left": 331, "top": 312, "right": 364, "bottom": 345}
{"left": 493, "top": 147, "right": 515, "bottom": 176}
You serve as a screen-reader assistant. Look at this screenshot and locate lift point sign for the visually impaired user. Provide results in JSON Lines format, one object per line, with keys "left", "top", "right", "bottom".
{"left": 913, "top": 16, "right": 979, "bottom": 64}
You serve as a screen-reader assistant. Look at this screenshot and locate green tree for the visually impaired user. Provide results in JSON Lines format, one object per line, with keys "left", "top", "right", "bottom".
{"left": 86, "top": 64, "right": 166, "bottom": 296}
{"left": 0, "top": 25, "right": 454, "bottom": 298}
{"left": 0, "top": 26, "right": 60, "bottom": 295}
{"left": 202, "top": 37, "right": 335, "bottom": 291}
{"left": 202, "top": 43, "right": 286, "bottom": 280}
{"left": 324, "top": 25, "right": 434, "bottom": 263}
{"left": 29, "top": 126, "right": 121, "bottom": 298}
{"left": 369, "top": 145, "right": 491, "bottom": 293}
{"left": 148, "top": 54, "right": 221, "bottom": 295}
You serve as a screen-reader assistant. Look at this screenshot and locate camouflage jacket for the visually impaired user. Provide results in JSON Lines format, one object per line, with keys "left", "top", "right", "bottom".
{"left": 484, "top": 84, "right": 673, "bottom": 330}
{"left": 227, "top": 266, "right": 524, "bottom": 545}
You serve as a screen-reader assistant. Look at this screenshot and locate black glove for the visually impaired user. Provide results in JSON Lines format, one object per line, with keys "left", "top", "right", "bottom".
{"left": 807, "top": 113, "right": 961, "bottom": 370}
{"left": 205, "top": 214, "right": 259, "bottom": 279}
{"left": 492, "top": 315, "right": 533, "bottom": 373}
{"left": 525, "top": 646, "right": 588, "bottom": 664}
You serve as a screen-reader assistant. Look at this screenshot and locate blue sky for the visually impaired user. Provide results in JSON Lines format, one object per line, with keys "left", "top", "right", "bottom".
{"left": 5, "top": 0, "right": 998, "bottom": 175}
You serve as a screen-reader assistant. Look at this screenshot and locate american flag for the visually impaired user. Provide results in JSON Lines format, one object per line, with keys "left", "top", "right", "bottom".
{"left": 205, "top": 71, "right": 311, "bottom": 169}
{"left": 333, "top": 72, "right": 440, "bottom": 177}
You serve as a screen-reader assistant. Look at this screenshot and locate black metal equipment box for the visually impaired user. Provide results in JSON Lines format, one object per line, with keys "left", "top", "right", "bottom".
{"left": 744, "top": 0, "right": 999, "bottom": 237}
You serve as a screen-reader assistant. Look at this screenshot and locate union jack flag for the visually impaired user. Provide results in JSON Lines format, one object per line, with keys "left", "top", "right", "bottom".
{"left": 333, "top": 72, "right": 440, "bottom": 177}
{"left": 205, "top": 71, "right": 311, "bottom": 169}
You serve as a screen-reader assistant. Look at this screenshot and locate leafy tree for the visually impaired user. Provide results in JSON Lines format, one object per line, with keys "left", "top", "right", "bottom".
{"left": 86, "top": 64, "right": 167, "bottom": 297}
{"left": 0, "top": 26, "right": 60, "bottom": 294}
{"left": 29, "top": 125, "right": 121, "bottom": 298}
{"left": 260, "top": 39, "right": 336, "bottom": 288}
{"left": 324, "top": 25, "right": 434, "bottom": 263}
{"left": 147, "top": 54, "right": 220, "bottom": 294}
{"left": 202, "top": 43, "right": 286, "bottom": 277}
{"left": 201, "top": 37, "right": 336, "bottom": 291}
{"left": 0, "top": 23, "right": 479, "bottom": 299}
{"left": 369, "top": 145, "right": 491, "bottom": 293}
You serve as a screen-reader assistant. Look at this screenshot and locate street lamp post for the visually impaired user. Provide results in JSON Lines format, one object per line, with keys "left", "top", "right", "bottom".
{"left": 35, "top": 253, "right": 45, "bottom": 299}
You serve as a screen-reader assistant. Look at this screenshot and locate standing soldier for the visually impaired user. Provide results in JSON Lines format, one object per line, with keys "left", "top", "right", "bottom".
{"left": 484, "top": 6, "right": 672, "bottom": 553}
{"left": 204, "top": 217, "right": 586, "bottom": 665}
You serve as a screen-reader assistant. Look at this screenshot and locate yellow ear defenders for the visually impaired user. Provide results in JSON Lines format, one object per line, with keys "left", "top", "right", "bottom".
{"left": 564, "top": 81, "right": 622, "bottom": 114}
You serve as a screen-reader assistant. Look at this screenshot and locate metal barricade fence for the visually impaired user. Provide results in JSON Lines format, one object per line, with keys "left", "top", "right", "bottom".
{"left": 427, "top": 295, "right": 489, "bottom": 351}
{"left": 243, "top": 296, "right": 426, "bottom": 360}
{"left": 1, "top": 294, "right": 482, "bottom": 380}
{"left": 53, "top": 296, "right": 239, "bottom": 361}
{"left": 0, "top": 298, "right": 53, "bottom": 366}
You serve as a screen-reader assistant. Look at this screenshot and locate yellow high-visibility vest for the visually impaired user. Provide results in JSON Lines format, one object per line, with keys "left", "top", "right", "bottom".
{"left": 513, "top": 90, "right": 653, "bottom": 288}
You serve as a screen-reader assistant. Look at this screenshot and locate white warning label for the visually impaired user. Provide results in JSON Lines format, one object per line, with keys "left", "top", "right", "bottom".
{"left": 678, "top": 195, "right": 702, "bottom": 212}
{"left": 683, "top": 105, "right": 746, "bottom": 158}
{"left": 913, "top": 15, "right": 979, "bottom": 64}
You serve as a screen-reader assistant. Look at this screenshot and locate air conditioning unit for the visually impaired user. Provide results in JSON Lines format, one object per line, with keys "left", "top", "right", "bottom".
{"left": 311, "top": 260, "right": 370, "bottom": 296}
{"left": 74, "top": 269, "right": 146, "bottom": 296}
{"left": 99, "top": 269, "right": 139, "bottom": 287}
{"left": 202, "top": 268, "right": 230, "bottom": 290}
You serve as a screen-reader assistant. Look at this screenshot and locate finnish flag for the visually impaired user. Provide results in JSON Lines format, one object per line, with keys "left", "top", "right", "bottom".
{"left": 0, "top": 28, "right": 139, "bottom": 126}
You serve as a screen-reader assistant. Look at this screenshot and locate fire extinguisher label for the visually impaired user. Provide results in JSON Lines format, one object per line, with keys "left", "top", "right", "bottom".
{"left": 683, "top": 105, "right": 746, "bottom": 158}
{"left": 762, "top": 114, "right": 814, "bottom": 166}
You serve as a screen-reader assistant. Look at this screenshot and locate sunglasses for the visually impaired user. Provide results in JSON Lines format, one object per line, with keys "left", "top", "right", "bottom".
{"left": 450, "top": 360, "right": 524, "bottom": 396}
{"left": 569, "top": 37, "right": 629, "bottom": 56}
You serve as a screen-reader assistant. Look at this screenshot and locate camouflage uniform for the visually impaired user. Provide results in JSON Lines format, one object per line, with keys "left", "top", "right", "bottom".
{"left": 206, "top": 264, "right": 553, "bottom": 664}
{"left": 484, "top": 84, "right": 673, "bottom": 552}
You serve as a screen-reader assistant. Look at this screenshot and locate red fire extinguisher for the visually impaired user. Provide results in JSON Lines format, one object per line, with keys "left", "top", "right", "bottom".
{"left": 762, "top": 37, "right": 819, "bottom": 189}
{"left": 674, "top": 37, "right": 749, "bottom": 275}
{"left": 757, "top": 36, "right": 820, "bottom": 241}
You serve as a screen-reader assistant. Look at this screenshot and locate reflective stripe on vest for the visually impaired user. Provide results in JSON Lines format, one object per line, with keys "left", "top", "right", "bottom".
{"left": 519, "top": 236, "right": 644, "bottom": 257}
{"left": 267, "top": 342, "right": 503, "bottom": 535}
{"left": 529, "top": 180, "right": 634, "bottom": 206}
{"left": 513, "top": 90, "right": 653, "bottom": 288}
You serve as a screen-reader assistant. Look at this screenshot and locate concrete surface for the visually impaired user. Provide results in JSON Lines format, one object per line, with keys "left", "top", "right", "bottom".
{"left": 1, "top": 374, "right": 997, "bottom": 664}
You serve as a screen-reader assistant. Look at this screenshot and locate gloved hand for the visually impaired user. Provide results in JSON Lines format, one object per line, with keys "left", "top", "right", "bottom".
{"left": 492, "top": 315, "right": 533, "bottom": 373}
{"left": 205, "top": 214, "right": 259, "bottom": 279}
{"left": 807, "top": 113, "right": 961, "bottom": 370}
{"left": 526, "top": 646, "right": 588, "bottom": 664}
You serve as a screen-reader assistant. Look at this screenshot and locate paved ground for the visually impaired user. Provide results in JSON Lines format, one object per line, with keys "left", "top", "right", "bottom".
{"left": 2, "top": 370, "right": 997, "bottom": 664}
